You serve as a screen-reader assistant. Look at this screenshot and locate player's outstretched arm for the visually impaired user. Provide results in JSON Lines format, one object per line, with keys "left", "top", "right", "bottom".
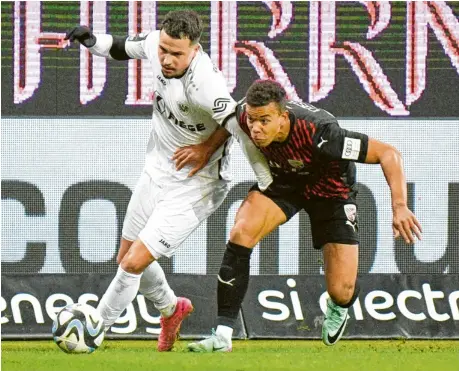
{"left": 65, "top": 26, "right": 147, "bottom": 60}
{"left": 365, "top": 138, "right": 422, "bottom": 244}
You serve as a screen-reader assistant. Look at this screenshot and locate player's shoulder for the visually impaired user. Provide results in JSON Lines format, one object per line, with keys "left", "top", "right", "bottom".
{"left": 186, "top": 50, "right": 235, "bottom": 111}
{"left": 127, "top": 30, "right": 159, "bottom": 42}
{"left": 287, "top": 100, "right": 338, "bottom": 125}
{"left": 126, "top": 30, "right": 159, "bottom": 59}
{"left": 187, "top": 48, "right": 226, "bottom": 88}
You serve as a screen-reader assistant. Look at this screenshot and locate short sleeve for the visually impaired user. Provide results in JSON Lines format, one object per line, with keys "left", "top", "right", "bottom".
{"left": 192, "top": 69, "right": 236, "bottom": 126}
{"left": 313, "top": 121, "right": 369, "bottom": 163}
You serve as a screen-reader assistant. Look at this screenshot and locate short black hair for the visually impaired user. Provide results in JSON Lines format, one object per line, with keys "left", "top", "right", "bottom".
{"left": 246, "top": 80, "right": 287, "bottom": 112}
{"left": 161, "top": 10, "right": 203, "bottom": 45}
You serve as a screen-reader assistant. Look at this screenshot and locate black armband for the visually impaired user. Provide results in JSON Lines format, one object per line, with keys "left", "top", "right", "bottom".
{"left": 109, "top": 36, "right": 131, "bottom": 60}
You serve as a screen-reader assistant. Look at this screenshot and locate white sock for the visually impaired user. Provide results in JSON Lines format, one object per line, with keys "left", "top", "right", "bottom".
{"left": 97, "top": 266, "right": 142, "bottom": 330}
{"left": 216, "top": 325, "right": 233, "bottom": 342}
{"left": 138, "top": 261, "right": 177, "bottom": 318}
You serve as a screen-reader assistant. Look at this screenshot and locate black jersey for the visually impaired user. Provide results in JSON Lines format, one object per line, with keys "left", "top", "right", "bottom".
{"left": 236, "top": 100, "right": 369, "bottom": 200}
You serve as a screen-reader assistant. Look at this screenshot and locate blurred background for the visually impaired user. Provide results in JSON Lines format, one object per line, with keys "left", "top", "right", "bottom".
{"left": 1, "top": 1, "right": 458, "bottom": 341}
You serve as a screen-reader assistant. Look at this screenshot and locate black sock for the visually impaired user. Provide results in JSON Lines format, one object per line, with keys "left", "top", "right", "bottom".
{"left": 217, "top": 241, "right": 253, "bottom": 328}
{"left": 339, "top": 282, "right": 360, "bottom": 308}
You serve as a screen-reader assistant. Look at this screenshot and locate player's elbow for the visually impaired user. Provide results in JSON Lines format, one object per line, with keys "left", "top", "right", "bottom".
{"left": 367, "top": 139, "right": 402, "bottom": 165}
{"left": 380, "top": 144, "right": 402, "bottom": 167}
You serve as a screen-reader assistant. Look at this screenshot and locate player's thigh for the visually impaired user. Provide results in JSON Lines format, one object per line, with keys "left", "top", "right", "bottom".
{"left": 230, "top": 190, "right": 290, "bottom": 248}
{"left": 139, "top": 180, "right": 229, "bottom": 259}
{"left": 122, "top": 171, "right": 158, "bottom": 243}
{"left": 308, "top": 198, "right": 359, "bottom": 249}
{"left": 308, "top": 198, "right": 359, "bottom": 299}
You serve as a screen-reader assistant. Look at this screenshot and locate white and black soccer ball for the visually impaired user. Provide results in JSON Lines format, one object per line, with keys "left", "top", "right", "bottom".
{"left": 52, "top": 303, "right": 105, "bottom": 354}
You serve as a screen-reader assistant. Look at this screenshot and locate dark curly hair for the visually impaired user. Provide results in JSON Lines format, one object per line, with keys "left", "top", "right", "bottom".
{"left": 246, "top": 80, "right": 287, "bottom": 112}
{"left": 161, "top": 10, "right": 203, "bottom": 45}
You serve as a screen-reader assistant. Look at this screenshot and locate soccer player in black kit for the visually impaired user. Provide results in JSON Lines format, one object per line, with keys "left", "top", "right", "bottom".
{"left": 187, "top": 80, "right": 422, "bottom": 352}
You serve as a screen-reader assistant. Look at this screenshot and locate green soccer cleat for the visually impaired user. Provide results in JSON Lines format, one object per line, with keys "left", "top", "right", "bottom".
{"left": 322, "top": 297, "right": 350, "bottom": 346}
{"left": 187, "top": 329, "right": 232, "bottom": 352}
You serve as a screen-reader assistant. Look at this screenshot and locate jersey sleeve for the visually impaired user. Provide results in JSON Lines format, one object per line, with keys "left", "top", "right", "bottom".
{"left": 225, "top": 115, "right": 273, "bottom": 191}
{"left": 90, "top": 31, "right": 155, "bottom": 60}
{"left": 313, "top": 121, "right": 369, "bottom": 163}
{"left": 192, "top": 69, "right": 237, "bottom": 126}
{"left": 124, "top": 32, "right": 153, "bottom": 60}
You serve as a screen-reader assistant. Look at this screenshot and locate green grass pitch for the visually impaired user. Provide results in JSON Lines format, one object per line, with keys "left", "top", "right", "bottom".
{"left": 2, "top": 340, "right": 458, "bottom": 371}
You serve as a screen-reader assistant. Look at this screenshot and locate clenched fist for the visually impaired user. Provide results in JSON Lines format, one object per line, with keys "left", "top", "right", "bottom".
{"left": 65, "top": 26, "right": 96, "bottom": 48}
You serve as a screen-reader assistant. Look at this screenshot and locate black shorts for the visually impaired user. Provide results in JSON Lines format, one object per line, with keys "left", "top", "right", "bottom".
{"left": 250, "top": 184, "right": 359, "bottom": 249}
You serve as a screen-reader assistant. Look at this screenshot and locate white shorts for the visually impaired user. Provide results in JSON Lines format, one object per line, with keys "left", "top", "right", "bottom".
{"left": 122, "top": 170, "right": 229, "bottom": 259}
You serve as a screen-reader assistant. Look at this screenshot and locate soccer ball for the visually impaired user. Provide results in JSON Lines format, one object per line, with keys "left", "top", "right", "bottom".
{"left": 52, "top": 303, "right": 105, "bottom": 354}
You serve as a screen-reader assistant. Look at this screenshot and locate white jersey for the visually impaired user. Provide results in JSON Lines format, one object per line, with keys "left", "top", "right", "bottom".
{"left": 90, "top": 31, "right": 273, "bottom": 190}
{"left": 100, "top": 31, "right": 236, "bottom": 183}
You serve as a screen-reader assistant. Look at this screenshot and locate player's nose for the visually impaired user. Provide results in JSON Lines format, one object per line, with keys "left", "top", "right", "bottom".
{"left": 251, "top": 121, "right": 262, "bottom": 133}
{"left": 162, "top": 55, "right": 172, "bottom": 65}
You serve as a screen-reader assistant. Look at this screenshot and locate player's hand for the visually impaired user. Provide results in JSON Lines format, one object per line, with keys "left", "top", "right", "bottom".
{"left": 392, "top": 205, "right": 422, "bottom": 244}
{"left": 65, "top": 26, "right": 97, "bottom": 48}
{"left": 172, "top": 144, "right": 212, "bottom": 177}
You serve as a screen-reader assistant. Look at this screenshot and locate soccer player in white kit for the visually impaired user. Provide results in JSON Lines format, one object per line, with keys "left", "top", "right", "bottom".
{"left": 65, "top": 10, "right": 271, "bottom": 351}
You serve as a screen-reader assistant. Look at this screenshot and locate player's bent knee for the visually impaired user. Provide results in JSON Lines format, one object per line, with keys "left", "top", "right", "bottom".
{"left": 120, "top": 257, "right": 144, "bottom": 275}
{"left": 229, "top": 225, "right": 259, "bottom": 248}
{"left": 229, "top": 219, "right": 262, "bottom": 248}
{"left": 119, "top": 243, "right": 153, "bottom": 275}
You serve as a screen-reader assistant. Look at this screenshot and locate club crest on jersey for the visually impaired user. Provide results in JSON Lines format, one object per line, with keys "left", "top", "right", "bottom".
{"left": 178, "top": 103, "right": 189, "bottom": 114}
{"left": 344, "top": 204, "right": 357, "bottom": 222}
{"left": 288, "top": 159, "right": 304, "bottom": 169}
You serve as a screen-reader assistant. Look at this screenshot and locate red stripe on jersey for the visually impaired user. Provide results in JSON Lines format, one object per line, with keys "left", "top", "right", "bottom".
{"left": 291, "top": 128, "right": 307, "bottom": 152}
{"left": 301, "top": 119, "right": 314, "bottom": 147}
{"left": 293, "top": 120, "right": 314, "bottom": 162}
{"left": 298, "top": 120, "right": 312, "bottom": 146}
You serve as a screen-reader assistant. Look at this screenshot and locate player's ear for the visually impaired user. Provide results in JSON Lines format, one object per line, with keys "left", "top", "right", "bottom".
{"left": 281, "top": 109, "right": 289, "bottom": 120}
{"left": 191, "top": 42, "right": 200, "bottom": 53}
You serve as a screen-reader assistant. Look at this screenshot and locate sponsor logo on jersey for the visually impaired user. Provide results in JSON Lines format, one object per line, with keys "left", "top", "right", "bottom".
{"left": 317, "top": 137, "right": 329, "bottom": 148}
{"left": 342, "top": 137, "right": 361, "bottom": 160}
{"left": 154, "top": 92, "right": 206, "bottom": 132}
{"left": 212, "top": 98, "right": 232, "bottom": 114}
{"left": 157, "top": 75, "right": 166, "bottom": 86}
{"left": 287, "top": 159, "right": 304, "bottom": 169}
{"left": 159, "top": 239, "right": 171, "bottom": 249}
{"left": 178, "top": 103, "right": 189, "bottom": 114}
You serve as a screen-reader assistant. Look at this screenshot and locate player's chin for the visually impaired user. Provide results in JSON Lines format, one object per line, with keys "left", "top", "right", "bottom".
{"left": 161, "top": 68, "right": 176, "bottom": 77}
{"left": 253, "top": 139, "right": 269, "bottom": 147}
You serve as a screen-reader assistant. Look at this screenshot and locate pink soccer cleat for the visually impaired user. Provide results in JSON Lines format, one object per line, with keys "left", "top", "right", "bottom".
{"left": 157, "top": 297, "right": 194, "bottom": 352}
